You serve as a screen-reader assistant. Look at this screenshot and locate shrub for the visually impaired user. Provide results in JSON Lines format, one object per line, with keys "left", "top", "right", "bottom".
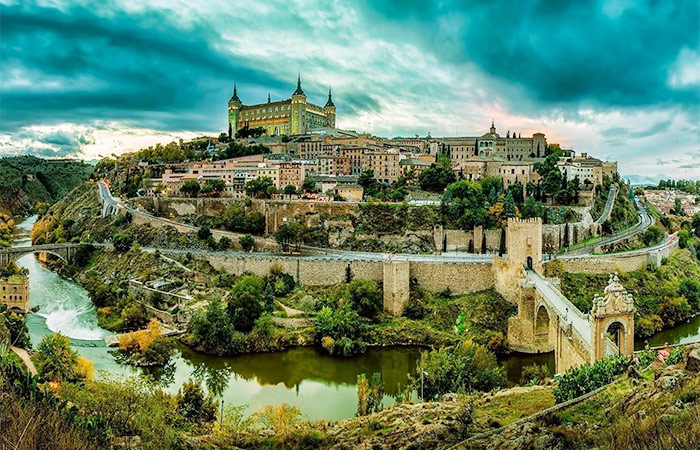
{"left": 227, "top": 276, "right": 264, "bottom": 333}
{"left": 666, "top": 347, "right": 684, "bottom": 365}
{"left": 553, "top": 355, "right": 628, "bottom": 403}
{"left": 176, "top": 379, "right": 217, "bottom": 426}
{"left": 112, "top": 233, "right": 134, "bottom": 252}
{"left": 356, "top": 373, "right": 384, "bottom": 416}
{"left": 403, "top": 299, "right": 426, "bottom": 320}
{"left": 520, "top": 363, "right": 549, "bottom": 385}
{"left": 315, "top": 305, "right": 367, "bottom": 356}
{"left": 117, "top": 319, "right": 177, "bottom": 366}
{"left": 218, "top": 236, "right": 232, "bottom": 250}
{"left": 637, "top": 345, "right": 656, "bottom": 367}
{"left": 255, "top": 403, "right": 303, "bottom": 442}
{"left": 120, "top": 302, "right": 150, "bottom": 331}
{"left": 239, "top": 234, "right": 254, "bottom": 251}
{"left": 346, "top": 278, "right": 382, "bottom": 319}
{"left": 198, "top": 226, "right": 212, "bottom": 240}
{"left": 678, "top": 278, "right": 700, "bottom": 310}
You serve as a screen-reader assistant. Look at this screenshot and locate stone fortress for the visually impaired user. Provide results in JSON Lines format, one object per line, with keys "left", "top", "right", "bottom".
{"left": 227, "top": 75, "right": 336, "bottom": 138}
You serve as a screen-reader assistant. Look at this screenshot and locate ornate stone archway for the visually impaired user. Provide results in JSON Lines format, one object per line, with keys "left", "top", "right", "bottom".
{"left": 590, "top": 274, "right": 636, "bottom": 361}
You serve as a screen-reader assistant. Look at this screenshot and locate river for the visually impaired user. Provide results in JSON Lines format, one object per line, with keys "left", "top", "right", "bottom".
{"left": 14, "top": 215, "right": 695, "bottom": 420}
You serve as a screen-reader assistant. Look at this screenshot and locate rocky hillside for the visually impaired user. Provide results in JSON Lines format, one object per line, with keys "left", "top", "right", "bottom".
{"left": 0, "top": 155, "right": 94, "bottom": 216}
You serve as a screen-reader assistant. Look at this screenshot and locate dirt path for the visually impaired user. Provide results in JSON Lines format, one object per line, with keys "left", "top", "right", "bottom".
{"left": 276, "top": 300, "right": 304, "bottom": 317}
{"left": 11, "top": 346, "right": 37, "bottom": 376}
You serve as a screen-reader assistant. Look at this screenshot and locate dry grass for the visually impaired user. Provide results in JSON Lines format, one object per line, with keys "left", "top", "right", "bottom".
{"left": 0, "top": 391, "right": 97, "bottom": 450}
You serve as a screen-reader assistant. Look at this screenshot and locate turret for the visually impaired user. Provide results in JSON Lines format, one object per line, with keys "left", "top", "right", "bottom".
{"left": 324, "top": 87, "right": 336, "bottom": 128}
{"left": 290, "top": 74, "right": 307, "bottom": 135}
{"left": 490, "top": 119, "right": 496, "bottom": 134}
{"left": 228, "top": 83, "right": 243, "bottom": 139}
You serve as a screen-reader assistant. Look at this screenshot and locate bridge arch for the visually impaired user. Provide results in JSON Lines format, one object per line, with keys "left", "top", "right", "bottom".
{"left": 603, "top": 320, "right": 628, "bottom": 357}
{"left": 534, "top": 302, "right": 554, "bottom": 352}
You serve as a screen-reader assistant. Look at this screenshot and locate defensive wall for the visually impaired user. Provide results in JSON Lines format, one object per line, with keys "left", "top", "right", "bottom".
{"left": 551, "top": 237, "right": 678, "bottom": 274}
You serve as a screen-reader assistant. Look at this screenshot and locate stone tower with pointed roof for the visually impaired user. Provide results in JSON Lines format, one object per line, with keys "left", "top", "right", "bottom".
{"left": 227, "top": 75, "right": 336, "bottom": 137}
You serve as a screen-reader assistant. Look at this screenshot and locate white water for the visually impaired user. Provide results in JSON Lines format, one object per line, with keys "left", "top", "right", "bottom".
{"left": 12, "top": 216, "right": 109, "bottom": 341}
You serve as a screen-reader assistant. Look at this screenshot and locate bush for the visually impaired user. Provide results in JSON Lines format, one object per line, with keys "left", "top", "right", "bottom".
{"left": 356, "top": 373, "right": 384, "bottom": 416}
{"left": 666, "top": 347, "right": 684, "bottom": 365}
{"left": 637, "top": 345, "right": 656, "bottom": 367}
{"left": 679, "top": 278, "right": 700, "bottom": 310}
{"left": 403, "top": 299, "right": 426, "bottom": 320}
{"left": 642, "top": 226, "right": 663, "bottom": 246}
{"left": 218, "top": 236, "right": 231, "bottom": 250}
{"left": 34, "top": 332, "right": 88, "bottom": 382}
{"left": 413, "top": 340, "right": 506, "bottom": 400}
{"left": 347, "top": 278, "right": 382, "bottom": 319}
{"left": 520, "top": 363, "right": 549, "bottom": 385}
{"left": 553, "top": 355, "right": 628, "bottom": 403}
{"left": 239, "top": 234, "right": 254, "bottom": 251}
{"left": 198, "top": 226, "right": 212, "bottom": 240}
{"left": 227, "top": 276, "right": 264, "bottom": 333}
{"left": 176, "top": 379, "right": 217, "bottom": 426}
{"left": 112, "top": 233, "right": 134, "bottom": 252}
{"left": 120, "top": 302, "right": 150, "bottom": 331}
{"left": 315, "top": 305, "right": 367, "bottom": 356}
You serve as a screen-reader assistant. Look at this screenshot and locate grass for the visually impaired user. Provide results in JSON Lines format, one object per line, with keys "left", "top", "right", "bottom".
{"left": 473, "top": 387, "right": 556, "bottom": 429}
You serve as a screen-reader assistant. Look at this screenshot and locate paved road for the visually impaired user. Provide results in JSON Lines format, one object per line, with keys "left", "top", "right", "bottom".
{"left": 98, "top": 181, "right": 494, "bottom": 263}
{"left": 594, "top": 185, "right": 618, "bottom": 224}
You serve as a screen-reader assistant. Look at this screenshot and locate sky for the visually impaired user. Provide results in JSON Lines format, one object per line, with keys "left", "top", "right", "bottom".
{"left": 1, "top": 0, "right": 699, "bottom": 183}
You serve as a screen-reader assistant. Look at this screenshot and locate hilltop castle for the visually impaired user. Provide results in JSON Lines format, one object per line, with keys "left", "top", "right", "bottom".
{"left": 227, "top": 75, "right": 336, "bottom": 138}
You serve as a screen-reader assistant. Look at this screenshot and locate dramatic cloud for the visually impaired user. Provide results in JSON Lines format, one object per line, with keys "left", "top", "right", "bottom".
{"left": 1, "top": 0, "right": 698, "bottom": 180}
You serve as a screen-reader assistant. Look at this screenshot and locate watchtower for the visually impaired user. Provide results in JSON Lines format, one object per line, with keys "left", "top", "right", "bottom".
{"left": 590, "top": 274, "right": 635, "bottom": 361}
{"left": 505, "top": 217, "right": 543, "bottom": 272}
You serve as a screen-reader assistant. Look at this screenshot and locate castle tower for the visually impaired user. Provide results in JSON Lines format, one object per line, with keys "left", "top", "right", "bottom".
{"left": 290, "top": 74, "right": 307, "bottom": 135}
{"left": 505, "top": 217, "right": 543, "bottom": 272}
{"left": 590, "top": 274, "right": 635, "bottom": 362}
{"left": 490, "top": 119, "right": 496, "bottom": 134}
{"left": 227, "top": 83, "right": 242, "bottom": 138}
{"left": 324, "top": 87, "right": 336, "bottom": 128}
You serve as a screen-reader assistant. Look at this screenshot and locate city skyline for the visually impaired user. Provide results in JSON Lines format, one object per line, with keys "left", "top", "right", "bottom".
{"left": 1, "top": 0, "right": 699, "bottom": 183}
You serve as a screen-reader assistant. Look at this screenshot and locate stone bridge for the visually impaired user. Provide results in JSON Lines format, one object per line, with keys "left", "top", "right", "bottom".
{"left": 503, "top": 218, "right": 635, "bottom": 373}
{"left": 0, "top": 243, "right": 81, "bottom": 265}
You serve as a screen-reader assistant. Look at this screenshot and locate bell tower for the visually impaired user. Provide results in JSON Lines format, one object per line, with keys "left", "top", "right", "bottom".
{"left": 290, "top": 74, "right": 307, "bottom": 135}
{"left": 324, "top": 87, "right": 336, "bottom": 128}
{"left": 590, "top": 274, "right": 636, "bottom": 362}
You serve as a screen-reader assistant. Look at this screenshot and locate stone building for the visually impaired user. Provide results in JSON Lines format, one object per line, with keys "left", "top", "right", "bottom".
{"left": 439, "top": 121, "right": 547, "bottom": 162}
{"left": 227, "top": 75, "right": 336, "bottom": 137}
{"left": 1, "top": 275, "right": 29, "bottom": 313}
{"left": 361, "top": 149, "right": 400, "bottom": 183}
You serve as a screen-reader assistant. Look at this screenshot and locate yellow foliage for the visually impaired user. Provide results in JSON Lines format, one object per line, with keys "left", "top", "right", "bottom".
{"left": 75, "top": 356, "right": 94, "bottom": 381}
{"left": 97, "top": 306, "right": 114, "bottom": 316}
{"left": 118, "top": 318, "right": 163, "bottom": 356}
{"left": 255, "top": 403, "right": 302, "bottom": 440}
{"left": 321, "top": 336, "right": 334, "bottom": 351}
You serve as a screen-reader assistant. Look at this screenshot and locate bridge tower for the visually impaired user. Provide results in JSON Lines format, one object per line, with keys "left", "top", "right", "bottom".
{"left": 590, "top": 274, "right": 636, "bottom": 361}
{"left": 506, "top": 217, "right": 542, "bottom": 272}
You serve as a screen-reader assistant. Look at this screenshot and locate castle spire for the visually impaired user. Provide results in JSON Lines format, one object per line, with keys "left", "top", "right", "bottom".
{"left": 229, "top": 83, "right": 241, "bottom": 102}
{"left": 490, "top": 119, "right": 496, "bottom": 134}
{"left": 325, "top": 87, "right": 335, "bottom": 107}
{"left": 293, "top": 72, "right": 305, "bottom": 96}
{"left": 267, "top": 92, "right": 271, "bottom": 103}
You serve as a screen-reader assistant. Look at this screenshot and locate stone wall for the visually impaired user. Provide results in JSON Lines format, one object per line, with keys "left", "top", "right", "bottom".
{"left": 553, "top": 254, "right": 648, "bottom": 274}
{"left": 411, "top": 261, "right": 494, "bottom": 294}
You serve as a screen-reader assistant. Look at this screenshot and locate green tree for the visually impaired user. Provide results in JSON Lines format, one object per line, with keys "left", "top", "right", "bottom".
{"left": 358, "top": 169, "right": 378, "bottom": 197}
{"left": 692, "top": 213, "right": 700, "bottom": 238}
{"left": 414, "top": 340, "right": 505, "bottom": 400}
{"left": 190, "top": 297, "right": 234, "bottom": 352}
{"left": 347, "top": 279, "right": 382, "bottom": 319}
{"left": 679, "top": 279, "right": 700, "bottom": 311}
{"left": 176, "top": 379, "right": 218, "bottom": 426}
{"left": 227, "top": 276, "right": 264, "bottom": 333}
{"left": 672, "top": 197, "right": 685, "bottom": 215}
{"left": 180, "top": 179, "right": 201, "bottom": 197}
{"left": 315, "top": 305, "right": 367, "bottom": 356}
{"left": 34, "top": 333, "right": 81, "bottom": 382}
{"left": 198, "top": 226, "right": 212, "bottom": 240}
{"left": 302, "top": 177, "right": 318, "bottom": 193}
{"left": 112, "top": 233, "right": 134, "bottom": 252}
{"left": 283, "top": 185, "right": 298, "bottom": 195}
{"left": 641, "top": 225, "right": 663, "bottom": 246}
{"left": 503, "top": 191, "right": 517, "bottom": 219}
{"left": 239, "top": 234, "right": 254, "bottom": 251}
{"left": 223, "top": 204, "right": 245, "bottom": 231}
{"left": 218, "top": 236, "right": 232, "bottom": 250}
{"left": 533, "top": 154, "right": 562, "bottom": 203}
{"left": 245, "top": 177, "right": 274, "bottom": 198}
{"left": 521, "top": 196, "right": 544, "bottom": 219}
{"left": 419, "top": 155, "right": 456, "bottom": 192}
{"left": 274, "top": 222, "right": 307, "bottom": 251}
{"left": 441, "top": 181, "right": 488, "bottom": 230}
{"left": 357, "top": 373, "right": 384, "bottom": 416}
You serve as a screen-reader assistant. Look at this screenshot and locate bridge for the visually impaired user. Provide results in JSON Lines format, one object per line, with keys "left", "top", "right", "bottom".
{"left": 0, "top": 243, "right": 82, "bottom": 265}
{"left": 503, "top": 218, "right": 635, "bottom": 372}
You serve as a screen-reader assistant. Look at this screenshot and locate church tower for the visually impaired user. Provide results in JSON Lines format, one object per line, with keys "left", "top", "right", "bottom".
{"left": 290, "top": 74, "right": 307, "bottom": 135}
{"left": 324, "top": 87, "right": 336, "bottom": 128}
{"left": 227, "top": 83, "right": 242, "bottom": 138}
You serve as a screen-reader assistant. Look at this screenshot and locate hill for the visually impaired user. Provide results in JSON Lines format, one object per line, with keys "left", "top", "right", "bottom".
{"left": 0, "top": 156, "right": 94, "bottom": 216}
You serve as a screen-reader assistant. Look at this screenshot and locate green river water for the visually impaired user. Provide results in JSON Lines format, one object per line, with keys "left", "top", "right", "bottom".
{"left": 13, "top": 216, "right": 697, "bottom": 420}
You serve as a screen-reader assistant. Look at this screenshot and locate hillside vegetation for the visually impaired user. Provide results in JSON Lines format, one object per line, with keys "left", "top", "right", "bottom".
{"left": 0, "top": 155, "right": 94, "bottom": 216}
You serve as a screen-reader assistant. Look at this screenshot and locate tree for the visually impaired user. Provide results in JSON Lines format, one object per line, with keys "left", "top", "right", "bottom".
{"left": 227, "top": 276, "right": 264, "bottom": 333}
{"left": 218, "top": 236, "right": 232, "bottom": 250}
{"left": 190, "top": 297, "right": 234, "bottom": 353}
{"left": 315, "top": 305, "right": 367, "bottom": 356}
{"left": 357, "top": 373, "right": 384, "bottom": 416}
{"left": 533, "top": 154, "right": 562, "bottom": 203}
{"left": 503, "top": 191, "right": 517, "bottom": 219}
{"left": 223, "top": 204, "right": 245, "bottom": 231}
{"left": 672, "top": 197, "right": 685, "bottom": 216}
{"left": 641, "top": 225, "right": 663, "bottom": 246}
{"left": 34, "top": 332, "right": 86, "bottom": 382}
{"left": 692, "top": 213, "right": 700, "bottom": 238}
{"left": 419, "top": 155, "right": 456, "bottom": 192}
{"left": 245, "top": 177, "right": 274, "bottom": 198}
{"left": 358, "top": 169, "right": 378, "bottom": 198}
{"left": 413, "top": 340, "right": 505, "bottom": 400}
{"left": 274, "top": 222, "right": 307, "bottom": 251}
{"left": 347, "top": 279, "right": 382, "bottom": 319}
{"left": 112, "top": 233, "right": 134, "bottom": 252}
{"left": 441, "top": 181, "right": 488, "bottom": 230}
{"left": 679, "top": 278, "right": 700, "bottom": 310}
{"left": 302, "top": 177, "right": 318, "bottom": 193}
{"left": 521, "top": 196, "right": 544, "bottom": 219}
{"left": 239, "top": 234, "right": 254, "bottom": 251}
{"left": 283, "top": 185, "right": 298, "bottom": 195}
{"left": 176, "top": 379, "right": 218, "bottom": 426}
{"left": 180, "top": 180, "right": 201, "bottom": 198}
{"left": 201, "top": 179, "right": 226, "bottom": 197}
{"left": 198, "top": 226, "right": 212, "bottom": 240}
